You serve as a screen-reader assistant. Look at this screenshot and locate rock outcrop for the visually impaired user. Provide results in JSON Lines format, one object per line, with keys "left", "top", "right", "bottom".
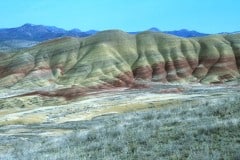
{"left": 0, "top": 31, "right": 240, "bottom": 99}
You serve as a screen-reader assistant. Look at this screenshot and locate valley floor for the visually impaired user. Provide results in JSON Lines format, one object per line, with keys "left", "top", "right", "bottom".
{"left": 0, "top": 82, "right": 240, "bottom": 159}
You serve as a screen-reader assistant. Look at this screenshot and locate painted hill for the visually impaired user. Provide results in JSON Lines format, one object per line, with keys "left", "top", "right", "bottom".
{"left": 0, "top": 31, "right": 240, "bottom": 99}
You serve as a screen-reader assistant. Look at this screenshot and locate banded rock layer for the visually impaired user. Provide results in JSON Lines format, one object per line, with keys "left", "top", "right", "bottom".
{"left": 0, "top": 31, "right": 240, "bottom": 98}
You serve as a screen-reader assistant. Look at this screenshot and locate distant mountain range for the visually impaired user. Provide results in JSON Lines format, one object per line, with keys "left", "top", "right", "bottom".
{"left": 0, "top": 23, "right": 93, "bottom": 42}
{"left": 0, "top": 23, "right": 238, "bottom": 52}
{"left": 146, "top": 27, "right": 209, "bottom": 37}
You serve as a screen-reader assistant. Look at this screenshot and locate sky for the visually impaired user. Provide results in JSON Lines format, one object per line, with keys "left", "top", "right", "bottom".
{"left": 0, "top": 0, "right": 239, "bottom": 33}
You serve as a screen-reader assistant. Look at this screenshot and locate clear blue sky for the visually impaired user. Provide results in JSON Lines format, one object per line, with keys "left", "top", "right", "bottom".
{"left": 0, "top": 0, "right": 239, "bottom": 33}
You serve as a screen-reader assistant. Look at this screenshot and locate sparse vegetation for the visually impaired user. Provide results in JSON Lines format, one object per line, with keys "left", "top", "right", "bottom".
{"left": 1, "top": 94, "right": 240, "bottom": 160}
{"left": 0, "top": 114, "right": 46, "bottom": 125}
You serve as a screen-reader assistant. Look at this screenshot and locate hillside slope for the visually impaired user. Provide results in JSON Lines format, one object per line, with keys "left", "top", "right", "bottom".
{"left": 0, "top": 31, "right": 240, "bottom": 99}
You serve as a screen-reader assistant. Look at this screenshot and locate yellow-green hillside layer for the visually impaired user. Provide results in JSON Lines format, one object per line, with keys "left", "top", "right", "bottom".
{"left": 0, "top": 31, "right": 240, "bottom": 93}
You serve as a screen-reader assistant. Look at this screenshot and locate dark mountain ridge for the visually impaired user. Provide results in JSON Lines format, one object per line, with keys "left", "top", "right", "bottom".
{"left": 0, "top": 23, "right": 211, "bottom": 43}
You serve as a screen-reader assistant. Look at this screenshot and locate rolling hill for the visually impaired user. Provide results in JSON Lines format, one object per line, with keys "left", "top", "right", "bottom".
{"left": 0, "top": 30, "right": 240, "bottom": 100}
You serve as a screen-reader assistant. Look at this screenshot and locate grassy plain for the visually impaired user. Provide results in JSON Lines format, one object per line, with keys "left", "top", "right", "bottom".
{"left": 0, "top": 83, "right": 240, "bottom": 159}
